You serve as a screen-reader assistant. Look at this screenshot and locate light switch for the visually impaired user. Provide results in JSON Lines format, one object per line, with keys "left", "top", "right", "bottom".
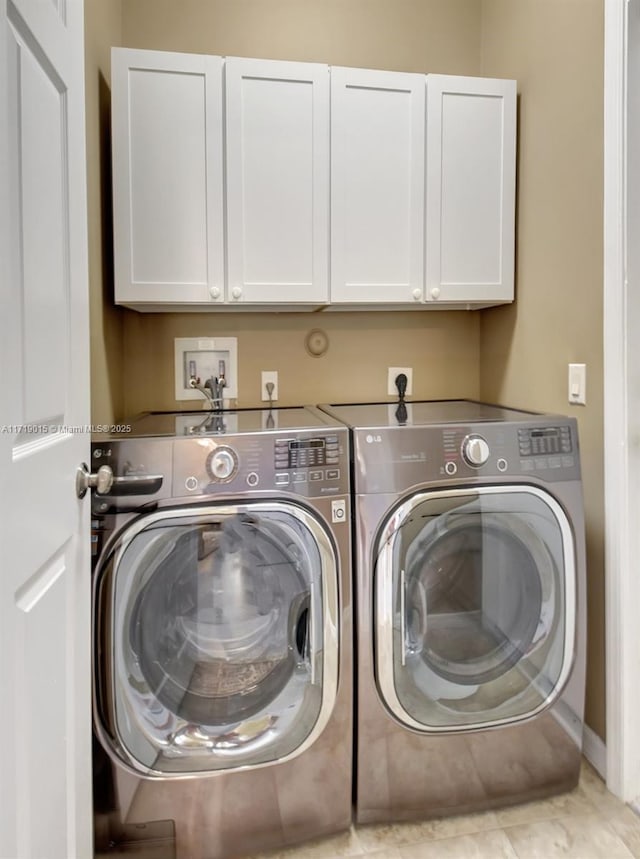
{"left": 568, "top": 363, "right": 586, "bottom": 405}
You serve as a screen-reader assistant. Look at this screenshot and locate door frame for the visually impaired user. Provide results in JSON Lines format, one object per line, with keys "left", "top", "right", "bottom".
{"left": 604, "top": 0, "right": 640, "bottom": 805}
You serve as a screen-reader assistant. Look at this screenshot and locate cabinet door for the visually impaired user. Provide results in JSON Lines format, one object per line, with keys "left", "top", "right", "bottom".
{"left": 225, "top": 58, "right": 329, "bottom": 305}
{"left": 112, "top": 49, "right": 224, "bottom": 305}
{"left": 331, "top": 67, "right": 425, "bottom": 304}
{"left": 425, "top": 75, "right": 516, "bottom": 304}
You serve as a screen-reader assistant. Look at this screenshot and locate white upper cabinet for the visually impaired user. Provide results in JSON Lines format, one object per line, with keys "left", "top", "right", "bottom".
{"left": 112, "top": 49, "right": 224, "bottom": 306}
{"left": 225, "top": 58, "right": 330, "bottom": 305}
{"left": 425, "top": 75, "right": 517, "bottom": 305}
{"left": 111, "top": 49, "right": 517, "bottom": 311}
{"left": 330, "top": 67, "right": 426, "bottom": 304}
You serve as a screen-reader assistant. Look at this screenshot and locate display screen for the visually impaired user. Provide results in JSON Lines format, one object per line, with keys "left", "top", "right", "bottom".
{"left": 274, "top": 436, "right": 328, "bottom": 469}
{"left": 518, "top": 426, "right": 572, "bottom": 456}
{"left": 289, "top": 439, "right": 325, "bottom": 450}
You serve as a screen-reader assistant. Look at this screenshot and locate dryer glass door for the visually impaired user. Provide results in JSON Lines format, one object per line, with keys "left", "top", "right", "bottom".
{"left": 94, "top": 502, "right": 339, "bottom": 774}
{"left": 374, "top": 486, "right": 576, "bottom": 731}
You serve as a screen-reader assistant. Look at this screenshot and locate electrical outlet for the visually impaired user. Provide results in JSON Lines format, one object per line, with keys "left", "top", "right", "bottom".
{"left": 261, "top": 371, "right": 278, "bottom": 402}
{"left": 387, "top": 367, "right": 413, "bottom": 397}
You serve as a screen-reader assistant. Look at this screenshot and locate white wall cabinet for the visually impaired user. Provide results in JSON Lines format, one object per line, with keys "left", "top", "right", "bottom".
{"left": 111, "top": 50, "right": 517, "bottom": 311}
{"left": 425, "top": 75, "right": 517, "bottom": 305}
{"left": 330, "top": 67, "right": 425, "bottom": 305}
{"left": 112, "top": 49, "right": 224, "bottom": 305}
{"left": 225, "top": 58, "right": 329, "bottom": 305}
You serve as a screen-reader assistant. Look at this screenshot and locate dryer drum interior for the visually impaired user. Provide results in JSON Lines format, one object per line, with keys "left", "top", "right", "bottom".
{"left": 405, "top": 521, "right": 544, "bottom": 686}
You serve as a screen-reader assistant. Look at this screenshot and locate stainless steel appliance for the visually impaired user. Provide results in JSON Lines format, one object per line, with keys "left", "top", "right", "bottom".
{"left": 318, "top": 399, "right": 586, "bottom": 824}
{"left": 90, "top": 408, "right": 352, "bottom": 858}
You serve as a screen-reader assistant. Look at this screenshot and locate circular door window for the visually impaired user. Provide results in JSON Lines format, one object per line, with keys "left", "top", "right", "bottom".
{"left": 405, "top": 519, "right": 543, "bottom": 686}
{"left": 128, "top": 515, "right": 310, "bottom": 726}
{"left": 374, "top": 486, "right": 576, "bottom": 732}
{"left": 94, "top": 503, "right": 339, "bottom": 775}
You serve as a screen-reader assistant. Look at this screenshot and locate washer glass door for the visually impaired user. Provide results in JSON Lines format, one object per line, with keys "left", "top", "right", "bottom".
{"left": 95, "top": 502, "right": 339, "bottom": 774}
{"left": 374, "top": 486, "right": 576, "bottom": 731}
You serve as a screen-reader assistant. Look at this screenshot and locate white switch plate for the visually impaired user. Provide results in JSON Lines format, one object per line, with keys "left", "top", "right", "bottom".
{"left": 568, "top": 363, "right": 586, "bottom": 405}
{"left": 387, "top": 367, "right": 413, "bottom": 397}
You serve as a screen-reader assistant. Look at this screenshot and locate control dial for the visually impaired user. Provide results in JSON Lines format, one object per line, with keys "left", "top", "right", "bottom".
{"left": 206, "top": 446, "right": 239, "bottom": 483}
{"left": 462, "top": 434, "right": 490, "bottom": 467}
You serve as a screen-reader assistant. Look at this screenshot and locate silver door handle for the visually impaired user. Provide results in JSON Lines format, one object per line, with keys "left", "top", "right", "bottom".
{"left": 110, "top": 474, "right": 164, "bottom": 496}
{"left": 76, "top": 463, "right": 113, "bottom": 498}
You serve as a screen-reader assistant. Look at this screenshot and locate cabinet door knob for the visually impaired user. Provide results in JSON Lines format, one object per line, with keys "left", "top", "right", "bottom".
{"left": 412, "top": 288, "right": 422, "bottom": 301}
{"left": 209, "top": 286, "right": 221, "bottom": 300}
{"left": 231, "top": 286, "right": 242, "bottom": 300}
{"left": 430, "top": 287, "right": 441, "bottom": 300}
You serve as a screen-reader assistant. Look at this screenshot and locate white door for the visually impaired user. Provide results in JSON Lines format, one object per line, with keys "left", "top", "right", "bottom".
{"left": 111, "top": 48, "right": 224, "bottom": 307}
{"left": 330, "top": 67, "right": 425, "bottom": 305}
{"left": 0, "top": 0, "right": 92, "bottom": 857}
{"left": 425, "top": 74, "right": 516, "bottom": 305}
{"left": 225, "top": 57, "right": 329, "bottom": 306}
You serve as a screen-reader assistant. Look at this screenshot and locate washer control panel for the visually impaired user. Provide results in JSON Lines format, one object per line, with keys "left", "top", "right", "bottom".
{"left": 173, "top": 431, "right": 349, "bottom": 497}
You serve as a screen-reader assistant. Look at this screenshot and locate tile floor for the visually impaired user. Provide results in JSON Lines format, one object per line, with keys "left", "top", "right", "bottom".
{"left": 247, "top": 761, "right": 640, "bottom": 859}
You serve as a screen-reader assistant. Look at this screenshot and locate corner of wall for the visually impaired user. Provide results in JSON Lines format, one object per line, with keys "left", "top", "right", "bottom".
{"left": 85, "top": 0, "right": 125, "bottom": 424}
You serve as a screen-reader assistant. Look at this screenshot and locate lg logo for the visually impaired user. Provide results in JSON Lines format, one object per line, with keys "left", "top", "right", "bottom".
{"left": 365, "top": 434, "right": 383, "bottom": 444}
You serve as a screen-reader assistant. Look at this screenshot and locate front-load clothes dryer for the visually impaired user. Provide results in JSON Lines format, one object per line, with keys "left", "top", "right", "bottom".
{"left": 318, "top": 399, "right": 586, "bottom": 824}
{"left": 90, "top": 408, "right": 352, "bottom": 859}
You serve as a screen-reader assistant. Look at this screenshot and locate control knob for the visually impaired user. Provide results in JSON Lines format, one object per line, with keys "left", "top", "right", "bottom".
{"left": 206, "top": 446, "right": 239, "bottom": 483}
{"left": 462, "top": 434, "right": 490, "bottom": 467}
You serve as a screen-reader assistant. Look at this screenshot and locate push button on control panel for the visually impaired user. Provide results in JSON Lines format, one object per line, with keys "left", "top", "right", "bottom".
{"left": 444, "top": 461, "right": 457, "bottom": 476}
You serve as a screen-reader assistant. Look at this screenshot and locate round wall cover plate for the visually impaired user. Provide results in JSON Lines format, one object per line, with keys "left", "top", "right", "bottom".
{"left": 305, "top": 328, "right": 329, "bottom": 357}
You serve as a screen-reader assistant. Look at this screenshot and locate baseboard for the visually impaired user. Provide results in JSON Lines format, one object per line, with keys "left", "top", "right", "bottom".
{"left": 583, "top": 723, "right": 607, "bottom": 780}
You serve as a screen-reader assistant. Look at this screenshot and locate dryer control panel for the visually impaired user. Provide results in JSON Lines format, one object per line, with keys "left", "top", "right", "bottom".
{"left": 353, "top": 418, "right": 581, "bottom": 494}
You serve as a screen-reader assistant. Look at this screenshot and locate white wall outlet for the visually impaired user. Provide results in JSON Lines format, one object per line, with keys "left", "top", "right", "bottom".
{"left": 261, "top": 371, "right": 278, "bottom": 402}
{"left": 387, "top": 367, "right": 413, "bottom": 397}
{"left": 568, "top": 363, "right": 586, "bottom": 405}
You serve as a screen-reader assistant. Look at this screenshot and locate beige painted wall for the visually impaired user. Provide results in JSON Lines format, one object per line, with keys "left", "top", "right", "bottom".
{"left": 121, "top": 0, "right": 481, "bottom": 73}
{"left": 479, "top": 0, "right": 605, "bottom": 738}
{"left": 85, "top": 0, "right": 125, "bottom": 424}
{"left": 118, "top": 0, "right": 484, "bottom": 413}
{"left": 122, "top": 311, "right": 480, "bottom": 414}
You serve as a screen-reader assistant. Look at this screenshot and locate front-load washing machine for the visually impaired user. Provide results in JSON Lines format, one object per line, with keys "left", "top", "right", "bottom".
{"left": 90, "top": 407, "right": 352, "bottom": 858}
{"left": 318, "top": 399, "right": 586, "bottom": 824}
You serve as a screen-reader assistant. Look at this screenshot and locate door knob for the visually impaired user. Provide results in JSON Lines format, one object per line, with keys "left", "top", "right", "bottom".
{"left": 76, "top": 463, "right": 114, "bottom": 499}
